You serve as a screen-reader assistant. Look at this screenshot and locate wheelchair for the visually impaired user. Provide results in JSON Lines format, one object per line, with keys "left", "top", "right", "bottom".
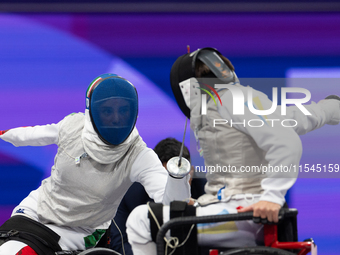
{"left": 0, "top": 208, "right": 314, "bottom": 255}
{"left": 74, "top": 208, "right": 315, "bottom": 255}
{"left": 155, "top": 208, "right": 316, "bottom": 255}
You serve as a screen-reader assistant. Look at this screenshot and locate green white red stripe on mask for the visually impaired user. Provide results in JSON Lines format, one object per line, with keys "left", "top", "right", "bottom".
{"left": 86, "top": 77, "right": 103, "bottom": 98}
{"left": 0, "top": 129, "right": 9, "bottom": 135}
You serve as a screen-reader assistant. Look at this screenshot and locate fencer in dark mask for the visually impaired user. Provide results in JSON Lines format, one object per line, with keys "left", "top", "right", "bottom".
{"left": 163, "top": 47, "right": 340, "bottom": 250}
{"left": 170, "top": 47, "right": 237, "bottom": 119}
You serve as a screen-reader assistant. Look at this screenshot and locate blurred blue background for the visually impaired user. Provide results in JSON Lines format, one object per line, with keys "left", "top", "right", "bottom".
{"left": 0, "top": 2, "right": 340, "bottom": 254}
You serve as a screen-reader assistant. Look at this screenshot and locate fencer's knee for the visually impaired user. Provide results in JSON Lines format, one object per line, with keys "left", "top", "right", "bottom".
{"left": 126, "top": 204, "right": 151, "bottom": 243}
{"left": 0, "top": 240, "right": 37, "bottom": 255}
{"left": 127, "top": 204, "right": 150, "bottom": 229}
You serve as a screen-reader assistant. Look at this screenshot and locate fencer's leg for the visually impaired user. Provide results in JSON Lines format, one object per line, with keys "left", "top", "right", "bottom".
{"left": 0, "top": 240, "right": 37, "bottom": 254}
{"left": 126, "top": 204, "right": 157, "bottom": 255}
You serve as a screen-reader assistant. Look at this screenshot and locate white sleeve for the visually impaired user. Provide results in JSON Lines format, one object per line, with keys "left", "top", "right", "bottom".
{"left": 130, "top": 148, "right": 191, "bottom": 205}
{"left": 218, "top": 88, "right": 301, "bottom": 206}
{"left": 283, "top": 99, "right": 340, "bottom": 135}
{"left": 0, "top": 123, "right": 59, "bottom": 147}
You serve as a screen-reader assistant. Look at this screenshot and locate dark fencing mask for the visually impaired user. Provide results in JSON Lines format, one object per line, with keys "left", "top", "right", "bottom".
{"left": 86, "top": 74, "right": 138, "bottom": 145}
{"left": 170, "top": 47, "right": 235, "bottom": 119}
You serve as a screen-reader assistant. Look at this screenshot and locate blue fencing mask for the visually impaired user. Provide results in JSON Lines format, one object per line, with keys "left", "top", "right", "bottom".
{"left": 86, "top": 74, "right": 138, "bottom": 145}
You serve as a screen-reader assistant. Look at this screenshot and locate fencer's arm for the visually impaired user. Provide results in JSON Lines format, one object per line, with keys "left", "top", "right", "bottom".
{"left": 282, "top": 99, "right": 340, "bottom": 135}
{"left": 162, "top": 174, "right": 191, "bottom": 205}
{"left": 0, "top": 124, "right": 59, "bottom": 146}
{"left": 130, "top": 149, "right": 191, "bottom": 205}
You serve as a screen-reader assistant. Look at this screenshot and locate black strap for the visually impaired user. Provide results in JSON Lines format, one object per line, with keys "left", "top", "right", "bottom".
{"left": 278, "top": 203, "right": 298, "bottom": 242}
{"left": 0, "top": 215, "right": 62, "bottom": 255}
{"left": 148, "top": 202, "right": 164, "bottom": 242}
{"left": 169, "top": 201, "right": 187, "bottom": 219}
{"left": 95, "top": 225, "right": 111, "bottom": 248}
{"left": 169, "top": 201, "right": 198, "bottom": 255}
{"left": 148, "top": 201, "right": 198, "bottom": 255}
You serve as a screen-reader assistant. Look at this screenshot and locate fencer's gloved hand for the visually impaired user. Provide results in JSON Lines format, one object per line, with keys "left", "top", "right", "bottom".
{"left": 325, "top": 95, "right": 340, "bottom": 101}
{"left": 237, "top": 200, "right": 281, "bottom": 224}
{"left": 252, "top": 216, "right": 275, "bottom": 225}
{"left": 318, "top": 95, "right": 340, "bottom": 125}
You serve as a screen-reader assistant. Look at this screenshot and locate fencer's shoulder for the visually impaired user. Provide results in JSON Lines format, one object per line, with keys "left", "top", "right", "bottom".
{"left": 134, "top": 147, "right": 159, "bottom": 163}
{"left": 136, "top": 146, "right": 154, "bottom": 156}
{"left": 240, "top": 85, "right": 273, "bottom": 104}
{"left": 60, "top": 112, "right": 84, "bottom": 124}
{"left": 64, "top": 112, "right": 85, "bottom": 120}
{"left": 220, "top": 83, "right": 249, "bottom": 97}
{"left": 237, "top": 84, "right": 265, "bottom": 95}
{"left": 58, "top": 112, "right": 85, "bottom": 136}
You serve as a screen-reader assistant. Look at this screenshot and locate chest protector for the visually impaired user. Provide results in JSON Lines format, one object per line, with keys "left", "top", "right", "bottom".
{"left": 38, "top": 113, "right": 146, "bottom": 228}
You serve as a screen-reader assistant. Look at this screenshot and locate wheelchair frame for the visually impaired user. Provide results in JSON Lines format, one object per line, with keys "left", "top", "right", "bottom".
{"left": 155, "top": 208, "right": 315, "bottom": 255}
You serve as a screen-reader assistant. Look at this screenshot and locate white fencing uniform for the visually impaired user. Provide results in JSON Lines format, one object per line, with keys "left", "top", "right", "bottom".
{"left": 0, "top": 111, "right": 191, "bottom": 254}
{"left": 126, "top": 82, "right": 340, "bottom": 255}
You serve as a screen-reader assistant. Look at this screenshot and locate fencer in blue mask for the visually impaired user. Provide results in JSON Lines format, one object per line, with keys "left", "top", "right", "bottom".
{"left": 0, "top": 74, "right": 191, "bottom": 255}
{"left": 87, "top": 74, "right": 138, "bottom": 146}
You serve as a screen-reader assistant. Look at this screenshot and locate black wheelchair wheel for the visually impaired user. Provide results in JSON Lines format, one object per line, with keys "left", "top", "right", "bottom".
{"left": 77, "top": 248, "right": 121, "bottom": 255}
{"left": 220, "top": 247, "right": 296, "bottom": 255}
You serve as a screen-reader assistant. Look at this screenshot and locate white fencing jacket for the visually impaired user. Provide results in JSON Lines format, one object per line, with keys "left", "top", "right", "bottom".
{"left": 0, "top": 111, "right": 191, "bottom": 229}
{"left": 190, "top": 82, "right": 339, "bottom": 206}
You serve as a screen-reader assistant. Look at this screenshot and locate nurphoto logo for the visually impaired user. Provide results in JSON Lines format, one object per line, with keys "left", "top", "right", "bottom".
{"left": 196, "top": 80, "right": 312, "bottom": 128}
{"left": 201, "top": 85, "right": 311, "bottom": 116}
